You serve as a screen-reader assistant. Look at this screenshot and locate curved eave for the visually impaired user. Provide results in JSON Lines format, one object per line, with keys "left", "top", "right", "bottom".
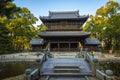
{"left": 30, "top": 42, "right": 44, "bottom": 45}
{"left": 40, "top": 16, "right": 89, "bottom": 23}
{"left": 38, "top": 32, "right": 91, "bottom": 39}
{"left": 85, "top": 43, "right": 100, "bottom": 45}
{"left": 39, "top": 35, "right": 90, "bottom": 38}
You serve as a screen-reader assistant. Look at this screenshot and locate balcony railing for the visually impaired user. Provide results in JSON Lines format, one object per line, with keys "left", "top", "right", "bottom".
{"left": 47, "top": 25, "right": 81, "bottom": 30}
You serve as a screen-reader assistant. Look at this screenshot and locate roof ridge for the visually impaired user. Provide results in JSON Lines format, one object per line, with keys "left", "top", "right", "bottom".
{"left": 49, "top": 10, "right": 79, "bottom": 14}
{"left": 40, "top": 11, "right": 89, "bottom": 20}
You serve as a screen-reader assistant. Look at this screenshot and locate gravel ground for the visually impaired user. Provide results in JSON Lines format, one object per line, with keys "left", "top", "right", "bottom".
{"left": 87, "top": 76, "right": 100, "bottom": 80}
{"left": 2, "top": 74, "right": 25, "bottom": 80}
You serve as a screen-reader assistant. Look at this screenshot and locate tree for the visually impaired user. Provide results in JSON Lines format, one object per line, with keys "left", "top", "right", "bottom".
{"left": 84, "top": 0, "right": 120, "bottom": 51}
{"left": 38, "top": 24, "right": 46, "bottom": 32}
{"left": 31, "top": 23, "right": 46, "bottom": 39}
{"left": 0, "top": 0, "right": 38, "bottom": 53}
{"left": 7, "top": 7, "right": 38, "bottom": 51}
{"left": 105, "top": 13, "right": 120, "bottom": 50}
{"left": 0, "top": 0, "right": 17, "bottom": 53}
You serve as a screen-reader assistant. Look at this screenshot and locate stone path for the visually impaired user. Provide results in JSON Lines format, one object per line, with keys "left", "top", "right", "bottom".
{"left": 49, "top": 77, "right": 86, "bottom": 80}
{"left": 52, "top": 52, "right": 78, "bottom": 58}
{"left": 51, "top": 51, "right": 86, "bottom": 58}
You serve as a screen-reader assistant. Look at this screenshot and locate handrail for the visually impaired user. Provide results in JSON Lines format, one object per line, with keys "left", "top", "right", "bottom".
{"left": 96, "top": 69, "right": 106, "bottom": 80}
{"left": 45, "top": 76, "right": 50, "bottom": 80}
{"left": 85, "top": 76, "right": 89, "bottom": 80}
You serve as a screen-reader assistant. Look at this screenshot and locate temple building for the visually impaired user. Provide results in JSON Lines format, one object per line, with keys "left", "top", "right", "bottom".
{"left": 26, "top": 11, "right": 119, "bottom": 80}
{"left": 30, "top": 10, "right": 100, "bottom": 51}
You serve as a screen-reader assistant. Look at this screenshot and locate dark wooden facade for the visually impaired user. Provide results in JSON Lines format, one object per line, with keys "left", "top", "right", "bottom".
{"left": 38, "top": 11, "right": 91, "bottom": 51}
{"left": 43, "top": 19, "right": 85, "bottom": 31}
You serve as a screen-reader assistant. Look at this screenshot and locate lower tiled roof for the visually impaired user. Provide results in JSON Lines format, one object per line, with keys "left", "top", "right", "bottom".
{"left": 29, "top": 39, "right": 44, "bottom": 45}
{"left": 85, "top": 38, "right": 100, "bottom": 45}
{"left": 39, "top": 31, "right": 91, "bottom": 37}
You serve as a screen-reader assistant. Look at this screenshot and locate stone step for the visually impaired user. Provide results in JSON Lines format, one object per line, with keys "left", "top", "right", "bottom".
{"left": 54, "top": 66, "right": 79, "bottom": 69}
{"left": 54, "top": 69, "right": 80, "bottom": 73}
{"left": 40, "top": 72, "right": 93, "bottom": 76}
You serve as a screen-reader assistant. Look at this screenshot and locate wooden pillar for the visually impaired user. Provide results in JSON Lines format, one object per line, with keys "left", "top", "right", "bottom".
{"left": 58, "top": 42, "right": 60, "bottom": 51}
{"left": 69, "top": 43, "right": 70, "bottom": 51}
{"left": 49, "top": 41, "right": 51, "bottom": 49}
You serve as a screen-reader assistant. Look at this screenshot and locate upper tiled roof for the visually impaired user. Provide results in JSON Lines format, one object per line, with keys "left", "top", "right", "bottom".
{"left": 40, "top": 10, "right": 88, "bottom": 19}
{"left": 29, "top": 39, "right": 44, "bottom": 45}
{"left": 49, "top": 11, "right": 79, "bottom": 19}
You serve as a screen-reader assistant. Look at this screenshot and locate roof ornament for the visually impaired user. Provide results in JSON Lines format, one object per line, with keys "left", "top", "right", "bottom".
{"left": 49, "top": 11, "right": 52, "bottom": 17}
{"left": 76, "top": 10, "right": 79, "bottom": 17}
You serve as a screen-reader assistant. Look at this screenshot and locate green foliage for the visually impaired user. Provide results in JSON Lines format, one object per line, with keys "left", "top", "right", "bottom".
{"left": 31, "top": 24, "right": 46, "bottom": 39}
{"left": 84, "top": 0, "right": 120, "bottom": 51}
{"left": 7, "top": 7, "right": 38, "bottom": 51}
{"left": 38, "top": 24, "right": 46, "bottom": 32}
{"left": 0, "top": 0, "right": 15, "bottom": 54}
{"left": 0, "top": 0, "right": 38, "bottom": 54}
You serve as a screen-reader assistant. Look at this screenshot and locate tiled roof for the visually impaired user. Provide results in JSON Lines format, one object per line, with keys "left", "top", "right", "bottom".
{"left": 39, "top": 31, "right": 91, "bottom": 37}
{"left": 40, "top": 10, "right": 88, "bottom": 19}
{"left": 85, "top": 38, "right": 100, "bottom": 45}
{"left": 29, "top": 39, "right": 44, "bottom": 45}
{"left": 49, "top": 11, "right": 79, "bottom": 19}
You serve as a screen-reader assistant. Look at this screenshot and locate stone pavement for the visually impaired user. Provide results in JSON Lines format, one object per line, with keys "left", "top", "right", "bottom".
{"left": 0, "top": 52, "right": 38, "bottom": 60}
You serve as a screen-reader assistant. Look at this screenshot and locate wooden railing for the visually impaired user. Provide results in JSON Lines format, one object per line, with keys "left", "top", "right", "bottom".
{"left": 47, "top": 25, "right": 81, "bottom": 30}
